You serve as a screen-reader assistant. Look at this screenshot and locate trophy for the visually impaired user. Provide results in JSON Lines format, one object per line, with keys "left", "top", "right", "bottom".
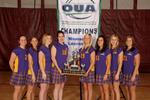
{"left": 64, "top": 62, "right": 69, "bottom": 71}
{"left": 63, "top": 49, "right": 86, "bottom": 75}
{"left": 81, "top": 64, "right": 85, "bottom": 74}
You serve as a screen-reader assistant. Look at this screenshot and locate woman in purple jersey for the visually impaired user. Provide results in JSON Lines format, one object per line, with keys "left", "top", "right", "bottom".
{"left": 9, "top": 35, "right": 28, "bottom": 100}
{"left": 26, "top": 37, "right": 39, "bottom": 100}
{"left": 95, "top": 35, "right": 111, "bottom": 100}
{"left": 109, "top": 34, "right": 123, "bottom": 100}
{"left": 51, "top": 31, "right": 68, "bottom": 100}
{"left": 37, "top": 34, "right": 52, "bottom": 100}
{"left": 122, "top": 35, "right": 140, "bottom": 100}
{"left": 79, "top": 34, "right": 95, "bottom": 100}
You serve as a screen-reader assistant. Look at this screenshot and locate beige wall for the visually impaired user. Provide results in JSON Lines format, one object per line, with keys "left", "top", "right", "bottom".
{"left": 114, "top": 0, "right": 133, "bottom": 9}
{"left": 21, "top": 0, "right": 41, "bottom": 8}
{"left": 138, "top": 0, "right": 150, "bottom": 9}
{"left": 101, "top": 0, "right": 110, "bottom": 9}
{"left": 0, "top": 0, "right": 150, "bottom": 9}
{"left": 45, "top": 0, "right": 56, "bottom": 8}
{"left": 0, "top": 0, "right": 17, "bottom": 8}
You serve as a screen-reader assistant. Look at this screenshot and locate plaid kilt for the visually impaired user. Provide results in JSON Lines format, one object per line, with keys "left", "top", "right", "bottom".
{"left": 37, "top": 70, "right": 51, "bottom": 84}
{"left": 110, "top": 71, "right": 122, "bottom": 83}
{"left": 96, "top": 74, "right": 111, "bottom": 85}
{"left": 10, "top": 72, "right": 27, "bottom": 86}
{"left": 26, "top": 75, "right": 38, "bottom": 86}
{"left": 51, "top": 68, "right": 67, "bottom": 84}
{"left": 80, "top": 71, "right": 95, "bottom": 83}
{"left": 121, "top": 74, "right": 139, "bottom": 86}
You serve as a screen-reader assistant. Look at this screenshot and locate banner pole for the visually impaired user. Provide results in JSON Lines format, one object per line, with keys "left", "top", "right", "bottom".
{"left": 98, "top": 0, "right": 102, "bottom": 35}
{"left": 57, "top": 0, "right": 60, "bottom": 30}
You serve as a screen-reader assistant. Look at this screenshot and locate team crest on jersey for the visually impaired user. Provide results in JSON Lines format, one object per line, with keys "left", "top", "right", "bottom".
{"left": 25, "top": 55, "right": 27, "bottom": 61}
{"left": 81, "top": 53, "right": 85, "bottom": 59}
{"left": 85, "top": 50, "right": 89, "bottom": 54}
{"left": 123, "top": 56, "right": 127, "bottom": 61}
{"left": 113, "top": 51, "right": 117, "bottom": 54}
{"left": 62, "top": 48, "right": 68, "bottom": 55}
{"left": 96, "top": 55, "right": 100, "bottom": 61}
{"left": 127, "top": 52, "right": 132, "bottom": 56}
{"left": 100, "top": 53, "right": 105, "bottom": 56}
{"left": 112, "top": 49, "right": 117, "bottom": 54}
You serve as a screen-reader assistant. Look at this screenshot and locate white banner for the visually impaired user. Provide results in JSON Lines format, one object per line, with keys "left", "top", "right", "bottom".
{"left": 57, "top": 0, "right": 101, "bottom": 60}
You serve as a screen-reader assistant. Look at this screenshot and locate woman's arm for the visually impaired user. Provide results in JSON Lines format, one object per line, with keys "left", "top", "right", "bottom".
{"left": 117, "top": 51, "right": 123, "bottom": 76}
{"left": 85, "top": 51, "right": 95, "bottom": 75}
{"left": 39, "top": 51, "right": 46, "bottom": 80}
{"left": 9, "top": 52, "right": 16, "bottom": 71}
{"left": 28, "top": 54, "right": 35, "bottom": 82}
{"left": 51, "top": 45, "right": 62, "bottom": 74}
{"left": 105, "top": 54, "right": 111, "bottom": 75}
{"left": 131, "top": 54, "right": 140, "bottom": 81}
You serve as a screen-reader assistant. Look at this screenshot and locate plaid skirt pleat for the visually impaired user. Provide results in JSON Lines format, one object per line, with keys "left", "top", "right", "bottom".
{"left": 51, "top": 68, "right": 67, "bottom": 84}
{"left": 121, "top": 74, "right": 139, "bottom": 86}
{"left": 10, "top": 72, "right": 27, "bottom": 86}
{"left": 96, "top": 74, "right": 111, "bottom": 85}
{"left": 37, "top": 70, "right": 51, "bottom": 84}
{"left": 110, "top": 71, "right": 122, "bottom": 83}
{"left": 26, "top": 75, "right": 38, "bottom": 86}
{"left": 80, "top": 71, "right": 95, "bottom": 83}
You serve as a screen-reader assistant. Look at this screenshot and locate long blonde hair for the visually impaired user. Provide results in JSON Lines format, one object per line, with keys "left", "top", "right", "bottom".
{"left": 42, "top": 33, "right": 51, "bottom": 45}
{"left": 82, "top": 34, "right": 93, "bottom": 50}
{"left": 109, "top": 34, "right": 120, "bottom": 49}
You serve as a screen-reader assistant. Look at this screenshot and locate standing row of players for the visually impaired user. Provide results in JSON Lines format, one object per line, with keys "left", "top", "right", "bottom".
{"left": 9, "top": 31, "right": 140, "bottom": 100}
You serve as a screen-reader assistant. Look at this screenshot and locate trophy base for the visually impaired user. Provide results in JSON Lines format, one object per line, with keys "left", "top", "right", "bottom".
{"left": 63, "top": 69, "right": 86, "bottom": 76}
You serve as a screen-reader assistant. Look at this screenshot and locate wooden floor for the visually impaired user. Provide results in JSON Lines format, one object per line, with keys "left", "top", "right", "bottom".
{"left": 0, "top": 71, "right": 150, "bottom": 100}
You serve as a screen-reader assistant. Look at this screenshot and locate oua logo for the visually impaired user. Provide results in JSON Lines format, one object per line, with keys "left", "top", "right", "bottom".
{"left": 62, "top": 0, "right": 96, "bottom": 20}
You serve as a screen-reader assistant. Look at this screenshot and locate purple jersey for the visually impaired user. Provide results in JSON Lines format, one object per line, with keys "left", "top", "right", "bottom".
{"left": 12, "top": 47, "right": 28, "bottom": 74}
{"left": 123, "top": 48, "right": 139, "bottom": 74}
{"left": 79, "top": 46, "right": 95, "bottom": 72}
{"left": 28, "top": 47, "right": 39, "bottom": 75}
{"left": 110, "top": 47, "right": 123, "bottom": 71}
{"left": 96, "top": 48, "right": 110, "bottom": 75}
{"left": 39, "top": 45, "right": 52, "bottom": 71}
{"left": 54, "top": 42, "right": 68, "bottom": 70}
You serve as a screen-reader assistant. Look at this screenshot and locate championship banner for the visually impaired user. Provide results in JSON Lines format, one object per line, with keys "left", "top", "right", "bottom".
{"left": 57, "top": 0, "right": 101, "bottom": 59}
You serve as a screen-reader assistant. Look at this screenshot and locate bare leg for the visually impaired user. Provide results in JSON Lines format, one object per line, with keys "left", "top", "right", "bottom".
{"left": 53, "top": 84, "right": 61, "bottom": 100}
{"left": 27, "top": 85, "right": 34, "bottom": 100}
{"left": 129, "top": 86, "right": 136, "bottom": 100}
{"left": 113, "top": 82, "right": 120, "bottom": 100}
{"left": 19, "top": 86, "right": 26, "bottom": 100}
{"left": 13, "top": 86, "right": 22, "bottom": 100}
{"left": 88, "top": 83, "right": 93, "bottom": 100}
{"left": 59, "top": 83, "right": 65, "bottom": 100}
{"left": 99, "top": 85, "right": 104, "bottom": 100}
{"left": 109, "top": 84, "right": 115, "bottom": 100}
{"left": 125, "top": 86, "right": 130, "bottom": 100}
{"left": 103, "top": 83, "right": 109, "bottom": 100}
{"left": 44, "top": 85, "right": 49, "bottom": 100}
{"left": 32, "top": 87, "right": 36, "bottom": 100}
{"left": 83, "top": 83, "right": 88, "bottom": 100}
{"left": 39, "top": 84, "right": 49, "bottom": 100}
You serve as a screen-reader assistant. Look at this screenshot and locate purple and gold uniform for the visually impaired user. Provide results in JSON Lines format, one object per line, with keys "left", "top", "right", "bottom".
{"left": 51, "top": 42, "right": 68, "bottom": 84}
{"left": 37, "top": 45, "right": 52, "bottom": 84}
{"left": 79, "top": 46, "right": 95, "bottom": 83}
{"left": 26, "top": 47, "right": 39, "bottom": 85}
{"left": 10, "top": 47, "right": 28, "bottom": 85}
{"left": 96, "top": 48, "right": 111, "bottom": 84}
{"left": 110, "top": 47, "right": 123, "bottom": 82}
{"left": 122, "top": 47, "right": 139, "bottom": 86}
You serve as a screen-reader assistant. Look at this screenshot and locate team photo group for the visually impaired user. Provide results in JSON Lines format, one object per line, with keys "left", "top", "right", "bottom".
{"left": 9, "top": 30, "right": 140, "bottom": 100}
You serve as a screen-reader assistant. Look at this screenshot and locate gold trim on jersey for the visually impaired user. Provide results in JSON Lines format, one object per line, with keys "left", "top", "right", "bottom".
{"left": 43, "top": 55, "right": 46, "bottom": 70}
{"left": 14, "top": 56, "right": 19, "bottom": 72}
{"left": 62, "top": 48, "right": 68, "bottom": 55}
{"left": 81, "top": 53, "right": 85, "bottom": 59}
